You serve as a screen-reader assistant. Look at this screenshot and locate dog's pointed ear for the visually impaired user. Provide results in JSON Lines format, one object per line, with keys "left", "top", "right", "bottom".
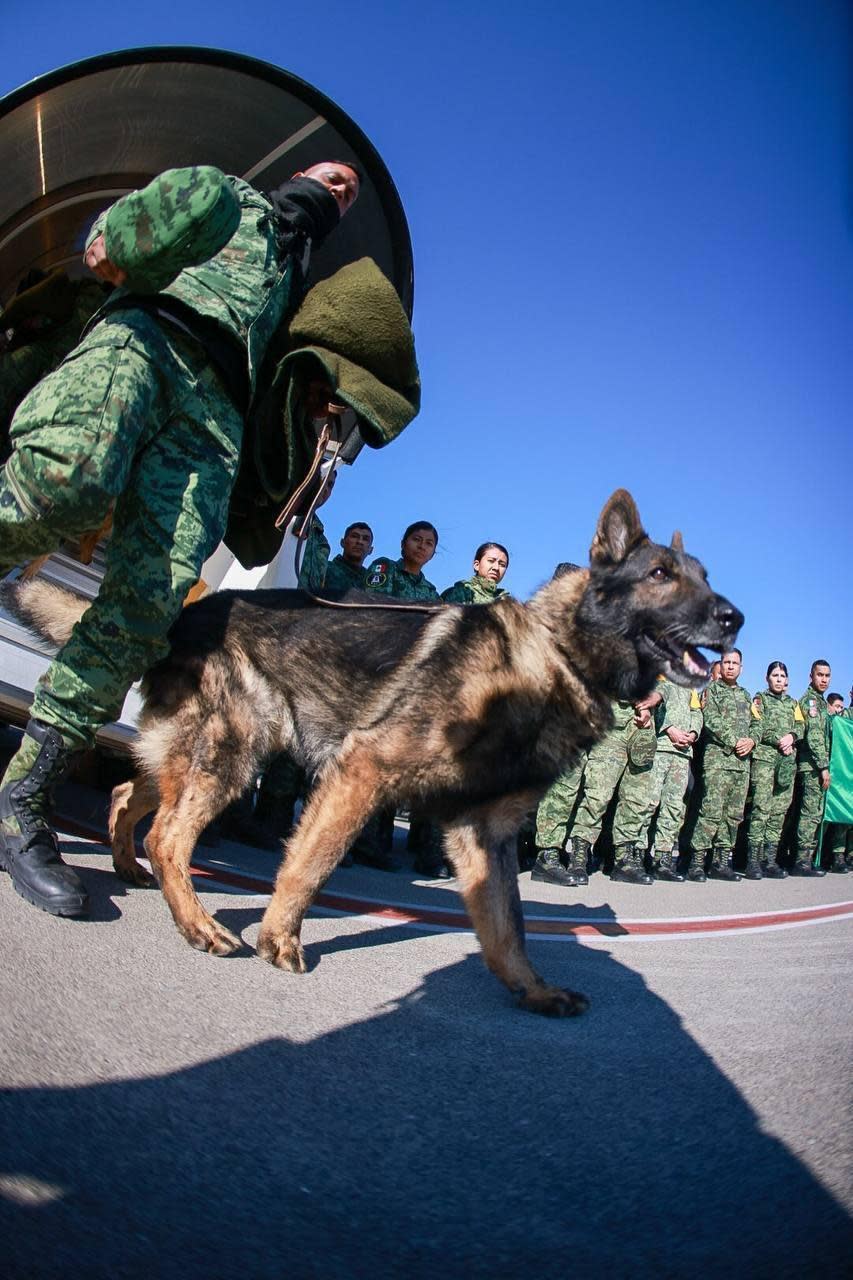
{"left": 590, "top": 490, "right": 647, "bottom": 566}
{"left": 671, "top": 530, "right": 684, "bottom": 553}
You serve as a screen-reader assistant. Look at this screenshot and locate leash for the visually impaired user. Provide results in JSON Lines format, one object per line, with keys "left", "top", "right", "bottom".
{"left": 276, "top": 408, "right": 444, "bottom": 616}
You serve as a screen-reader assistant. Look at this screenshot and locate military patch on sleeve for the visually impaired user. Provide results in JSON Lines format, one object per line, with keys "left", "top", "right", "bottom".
{"left": 751, "top": 698, "right": 762, "bottom": 718}
{"left": 808, "top": 699, "right": 817, "bottom": 718}
{"left": 367, "top": 562, "right": 388, "bottom": 587}
{"left": 690, "top": 691, "right": 702, "bottom": 711}
{"left": 793, "top": 704, "right": 805, "bottom": 722}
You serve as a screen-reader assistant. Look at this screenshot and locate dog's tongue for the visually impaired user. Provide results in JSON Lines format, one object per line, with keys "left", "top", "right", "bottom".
{"left": 683, "top": 647, "right": 710, "bottom": 678}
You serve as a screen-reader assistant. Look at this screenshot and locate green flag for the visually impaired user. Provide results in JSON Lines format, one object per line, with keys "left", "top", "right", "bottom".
{"left": 824, "top": 717, "right": 853, "bottom": 825}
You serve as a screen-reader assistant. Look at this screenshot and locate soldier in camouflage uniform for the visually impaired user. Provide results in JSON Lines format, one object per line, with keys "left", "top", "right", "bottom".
{"left": 531, "top": 754, "right": 589, "bottom": 886}
{"left": 0, "top": 160, "right": 361, "bottom": 917}
{"left": 1, "top": 270, "right": 106, "bottom": 461}
{"left": 561, "top": 699, "right": 658, "bottom": 886}
{"left": 689, "top": 649, "right": 755, "bottom": 881}
{"left": 441, "top": 542, "right": 511, "bottom": 604}
{"left": 743, "top": 661, "right": 805, "bottom": 879}
{"left": 365, "top": 520, "right": 441, "bottom": 601}
{"left": 324, "top": 521, "right": 374, "bottom": 591}
{"left": 635, "top": 678, "right": 703, "bottom": 882}
{"left": 792, "top": 659, "right": 833, "bottom": 876}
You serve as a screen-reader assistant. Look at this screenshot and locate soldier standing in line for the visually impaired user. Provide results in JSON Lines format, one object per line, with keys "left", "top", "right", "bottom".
{"left": 441, "top": 542, "right": 511, "bottom": 604}
{"left": 323, "top": 521, "right": 374, "bottom": 591}
{"left": 793, "top": 659, "right": 833, "bottom": 877}
{"left": 636, "top": 677, "right": 703, "bottom": 883}
{"left": 561, "top": 698, "right": 658, "bottom": 887}
{"left": 364, "top": 520, "right": 441, "bottom": 601}
{"left": 531, "top": 753, "right": 589, "bottom": 886}
{"left": 743, "top": 661, "right": 805, "bottom": 879}
{"left": 689, "top": 648, "right": 755, "bottom": 882}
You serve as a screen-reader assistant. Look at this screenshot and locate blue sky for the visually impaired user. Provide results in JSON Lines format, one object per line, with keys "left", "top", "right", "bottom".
{"left": 2, "top": 0, "right": 851, "bottom": 696}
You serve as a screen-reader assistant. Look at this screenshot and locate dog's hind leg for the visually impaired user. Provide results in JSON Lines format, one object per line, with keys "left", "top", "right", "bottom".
{"left": 108, "top": 775, "right": 159, "bottom": 887}
{"left": 257, "top": 759, "right": 381, "bottom": 973}
{"left": 444, "top": 813, "right": 590, "bottom": 1018}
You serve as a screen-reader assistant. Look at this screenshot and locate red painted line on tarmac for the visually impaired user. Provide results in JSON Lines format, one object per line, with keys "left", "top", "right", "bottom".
{"left": 187, "top": 862, "right": 853, "bottom": 937}
{"left": 58, "top": 812, "right": 853, "bottom": 939}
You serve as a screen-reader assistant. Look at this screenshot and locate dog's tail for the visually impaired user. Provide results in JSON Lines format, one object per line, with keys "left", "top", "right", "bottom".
{"left": 0, "top": 577, "right": 89, "bottom": 648}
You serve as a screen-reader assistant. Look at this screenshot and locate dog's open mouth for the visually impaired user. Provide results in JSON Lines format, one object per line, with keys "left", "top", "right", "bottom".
{"left": 638, "top": 632, "right": 716, "bottom": 687}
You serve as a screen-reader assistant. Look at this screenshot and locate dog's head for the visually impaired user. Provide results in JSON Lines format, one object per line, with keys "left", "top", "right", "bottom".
{"left": 572, "top": 489, "right": 743, "bottom": 700}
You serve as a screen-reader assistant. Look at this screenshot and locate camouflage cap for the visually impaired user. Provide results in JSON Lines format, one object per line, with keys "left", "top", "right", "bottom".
{"left": 627, "top": 726, "right": 657, "bottom": 768}
{"left": 103, "top": 166, "right": 241, "bottom": 294}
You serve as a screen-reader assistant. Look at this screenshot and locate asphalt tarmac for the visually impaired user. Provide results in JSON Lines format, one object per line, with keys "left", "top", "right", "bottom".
{"left": 1, "top": 781, "right": 851, "bottom": 1279}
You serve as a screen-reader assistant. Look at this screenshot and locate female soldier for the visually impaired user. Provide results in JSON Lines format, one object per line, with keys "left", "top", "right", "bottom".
{"left": 441, "top": 541, "right": 510, "bottom": 604}
{"left": 355, "top": 522, "right": 441, "bottom": 872}
{"left": 744, "top": 661, "right": 805, "bottom": 879}
{"left": 364, "top": 520, "right": 440, "bottom": 600}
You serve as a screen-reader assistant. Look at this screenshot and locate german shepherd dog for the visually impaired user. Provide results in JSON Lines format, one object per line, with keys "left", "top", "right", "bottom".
{"left": 5, "top": 491, "right": 742, "bottom": 1017}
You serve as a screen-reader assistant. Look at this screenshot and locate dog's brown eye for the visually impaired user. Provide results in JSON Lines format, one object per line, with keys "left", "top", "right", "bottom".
{"left": 649, "top": 567, "right": 669, "bottom": 582}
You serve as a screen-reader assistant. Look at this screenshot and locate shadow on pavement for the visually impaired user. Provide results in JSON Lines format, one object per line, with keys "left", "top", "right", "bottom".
{"left": 1, "top": 939, "right": 850, "bottom": 1279}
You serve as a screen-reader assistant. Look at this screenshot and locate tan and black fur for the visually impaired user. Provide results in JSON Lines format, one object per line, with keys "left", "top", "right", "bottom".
{"left": 4, "top": 490, "right": 742, "bottom": 1017}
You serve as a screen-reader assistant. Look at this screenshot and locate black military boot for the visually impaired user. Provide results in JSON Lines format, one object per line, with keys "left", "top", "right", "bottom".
{"left": 0, "top": 720, "right": 88, "bottom": 917}
{"left": 708, "top": 847, "right": 741, "bottom": 881}
{"left": 829, "top": 852, "right": 850, "bottom": 874}
{"left": 655, "top": 846, "right": 685, "bottom": 882}
{"left": 744, "top": 842, "right": 764, "bottom": 881}
{"left": 687, "top": 851, "right": 708, "bottom": 882}
{"left": 564, "top": 836, "right": 590, "bottom": 887}
{"left": 531, "top": 846, "right": 578, "bottom": 887}
{"left": 762, "top": 843, "right": 787, "bottom": 879}
{"left": 791, "top": 851, "right": 826, "bottom": 878}
{"left": 611, "top": 843, "right": 653, "bottom": 885}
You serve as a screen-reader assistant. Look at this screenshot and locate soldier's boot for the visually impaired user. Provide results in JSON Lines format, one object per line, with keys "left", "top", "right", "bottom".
{"left": 531, "top": 846, "right": 578, "bottom": 888}
{"left": 564, "top": 836, "right": 590, "bottom": 887}
{"left": 655, "top": 846, "right": 685, "bottom": 882}
{"left": 761, "top": 843, "right": 787, "bottom": 879}
{"left": 744, "top": 842, "right": 764, "bottom": 881}
{"left": 611, "top": 842, "right": 653, "bottom": 886}
{"left": 829, "top": 850, "right": 849, "bottom": 874}
{"left": 791, "top": 851, "right": 826, "bottom": 878}
{"left": 0, "top": 720, "right": 88, "bottom": 917}
{"left": 708, "top": 847, "right": 741, "bottom": 881}
{"left": 687, "top": 851, "right": 708, "bottom": 883}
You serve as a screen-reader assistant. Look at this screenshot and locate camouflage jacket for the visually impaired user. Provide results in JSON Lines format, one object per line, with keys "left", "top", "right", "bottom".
{"left": 296, "top": 517, "right": 331, "bottom": 593}
{"left": 324, "top": 554, "right": 367, "bottom": 592}
{"left": 365, "top": 557, "right": 440, "bottom": 601}
{"left": 440, "top": 575, "right": 510, "bottom": 605}
{"left": 653, "top": 678, "right": 703, "bottom": 757}
{"left": 1, "top": 277, "right": 105, "bottom": 450}
{"left": 86, "top": 166, "right": 302, "bottom": 402}
{"left": 750, "top": 691, "right": 805, "bottom": 764}
{"left": 701, "top": 679, "right": 755, "bottom": 771}
{"left": 796, "top": 685, "right": 830, "bottom": 773}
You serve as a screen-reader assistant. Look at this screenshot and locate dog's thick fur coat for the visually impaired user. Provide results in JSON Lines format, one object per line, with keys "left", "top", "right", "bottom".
{"left": 6, "top": 491, "right": 742, "bottom": 1016}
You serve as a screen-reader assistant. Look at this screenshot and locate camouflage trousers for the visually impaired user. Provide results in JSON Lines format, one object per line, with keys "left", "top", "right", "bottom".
{"left": 795, "top": 768, "right": 826, "bottom": 856}
{"left": 535, "top": 754, "right": 587, "bottom": 849}
{"left": 0, "top": 309, "right": 242, "bottom": 749}
{"left": 825, "top": 824, "right": 851, "bottom": 860}
{"left": 690, "top": 763, "right": 749, "bottom": 852}
{"left": 637, "top": 750, "right": 691, "bottom": 854}
{"left": 745, "top": 758, "right": 795, "bottom": 847}
{"left": 568, "top": 731, "right": 655, "bottom": 847}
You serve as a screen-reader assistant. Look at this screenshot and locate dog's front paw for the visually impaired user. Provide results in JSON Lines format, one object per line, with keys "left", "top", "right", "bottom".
{"left": 180, "top": 916, "right": 242, "bottom": 956}
{"left": 257, "top": 929, "right": 307, "bottom": 973}
{"left": 518, "top": 983, "right": 590, "bottom": 1018}
{"left": 112, "top": 856, "right": 157, "bottom": 888}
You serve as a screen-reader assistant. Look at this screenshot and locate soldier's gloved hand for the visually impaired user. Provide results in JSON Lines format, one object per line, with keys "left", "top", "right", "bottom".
{"left": 84, "top": 234, "right": 128, "bottom": 287}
